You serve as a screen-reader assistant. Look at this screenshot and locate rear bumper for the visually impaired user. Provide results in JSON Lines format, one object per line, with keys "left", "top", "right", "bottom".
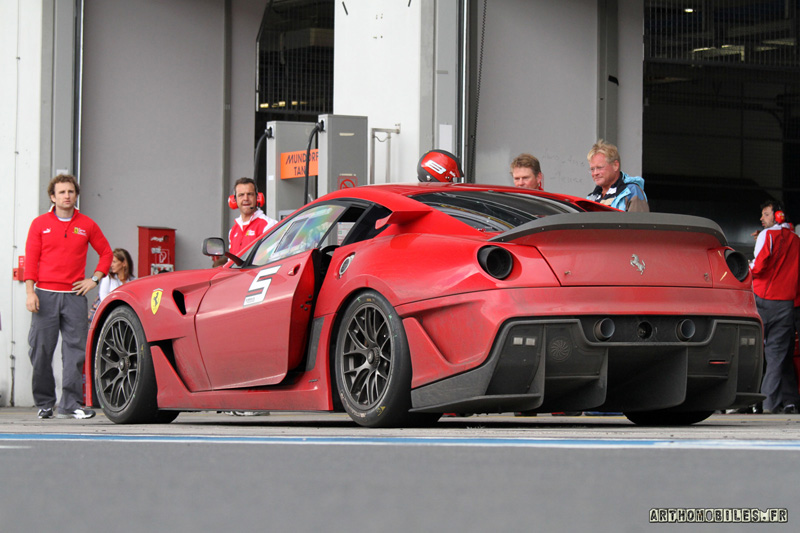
{"left": 410, "top": 315, "right": 763, "bottom": 414}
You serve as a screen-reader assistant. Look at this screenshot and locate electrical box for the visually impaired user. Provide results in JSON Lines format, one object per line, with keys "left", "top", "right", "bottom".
{"left": 138, "top": 226, "right": 175, "bottom": 277}
{"left": 317, "top": 114, "right": 368, "bottom": 197}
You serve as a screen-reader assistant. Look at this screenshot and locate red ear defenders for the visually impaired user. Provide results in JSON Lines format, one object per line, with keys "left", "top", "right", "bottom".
{"left": 228, "top": 192, "right": 265, "bottom": 209}
{"left": 775, "top": 210, "right": 786, "bottom": 224}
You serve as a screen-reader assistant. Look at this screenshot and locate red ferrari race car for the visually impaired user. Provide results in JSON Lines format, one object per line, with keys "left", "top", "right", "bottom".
{"left": 85, "top": 182, "right": 763, "bottom": 427}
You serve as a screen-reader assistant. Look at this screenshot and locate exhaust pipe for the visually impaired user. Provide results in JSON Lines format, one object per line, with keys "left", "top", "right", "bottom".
{"left": 594, "top": 318, "right": 615, "bottom": 341}
{"left": 676, "top": 319, "right": 696, "bottom": 341}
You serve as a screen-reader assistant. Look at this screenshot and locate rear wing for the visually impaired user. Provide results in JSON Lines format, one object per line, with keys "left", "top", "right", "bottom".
{"left": 489, "top": 212, "right": 729, "bottom": 247}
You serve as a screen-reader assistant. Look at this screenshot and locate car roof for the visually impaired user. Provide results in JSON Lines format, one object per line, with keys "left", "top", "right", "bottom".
{"left": 319, "top": 182, "right": 607, "bottom": 212}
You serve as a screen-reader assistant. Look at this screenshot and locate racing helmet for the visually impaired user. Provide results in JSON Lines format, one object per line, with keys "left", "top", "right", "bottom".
{"left": 417, "top": 149, "right": 463, "bottom": 183}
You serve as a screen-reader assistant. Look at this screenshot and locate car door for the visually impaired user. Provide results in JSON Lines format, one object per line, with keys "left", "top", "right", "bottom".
{"left": 194, "top": 203, "right": 346, "bottom": 389}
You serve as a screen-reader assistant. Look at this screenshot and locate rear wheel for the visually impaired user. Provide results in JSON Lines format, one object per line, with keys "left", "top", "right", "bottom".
{"left": 334, "top": 291, "right": 415, "bottom": 428}
{"left": 624, "top": 410, "right": 713, "bottom": 426}
{"left": 95, "top": 306, "right": 160, "bottom": 424}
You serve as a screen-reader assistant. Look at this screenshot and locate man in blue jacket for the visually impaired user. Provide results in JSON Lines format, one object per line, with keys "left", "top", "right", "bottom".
{"left": 586, "top": 139, "right": 649, "bottom": 212}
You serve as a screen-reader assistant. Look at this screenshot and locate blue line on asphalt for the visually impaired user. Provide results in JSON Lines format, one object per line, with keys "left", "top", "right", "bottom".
{"left": 1, "top": 433, "right": 800, "bottom": 450}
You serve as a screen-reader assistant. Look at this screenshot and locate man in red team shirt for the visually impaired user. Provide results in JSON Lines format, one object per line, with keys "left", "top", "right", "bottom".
{"left": 227, "top": 177, "right": 277, "bottom": 256}
{"left": 24, "top": 174, "right": 112, "bottom": 420}
{"left": 751, "top": 200, "right": 800, "bottom": 414}
{"left": 221, "top": 177, "right": 277, "bottom": 417}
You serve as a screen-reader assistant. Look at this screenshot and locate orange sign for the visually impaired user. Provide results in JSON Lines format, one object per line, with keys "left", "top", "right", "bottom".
{"left": 281, "top": 149, "right": 318, "bottom": 179}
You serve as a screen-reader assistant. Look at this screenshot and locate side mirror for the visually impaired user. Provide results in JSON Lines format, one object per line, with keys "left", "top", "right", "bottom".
{"left": 202, "top": 237, "right": 226, "bottom": 257}
{"left": 202, "top": 237, "right": 244, "bottom": 267}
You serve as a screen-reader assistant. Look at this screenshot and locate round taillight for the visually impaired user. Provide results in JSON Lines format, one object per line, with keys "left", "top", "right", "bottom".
{"left": 477, "top": 246, "right": 514, "bottom": 280}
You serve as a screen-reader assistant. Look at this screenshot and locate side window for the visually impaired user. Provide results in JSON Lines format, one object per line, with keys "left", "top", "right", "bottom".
{"left": 251, "top": 204, "right": 347, "bottom": 266}
{"left": 315, "top": 204, "right": 390, "bottom": 249}
{"left": 319, "top": 221, "right": 354, "bottom": 249}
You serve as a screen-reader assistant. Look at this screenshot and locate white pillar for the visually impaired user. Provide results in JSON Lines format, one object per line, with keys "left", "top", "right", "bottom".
{"left": 0, "top": 0, "right": 76, "bottom": 407}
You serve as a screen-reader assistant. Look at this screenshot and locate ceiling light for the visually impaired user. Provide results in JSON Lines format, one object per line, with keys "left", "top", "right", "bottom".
{"left": 763, "top": 38, "right": 796, "bottom": 46}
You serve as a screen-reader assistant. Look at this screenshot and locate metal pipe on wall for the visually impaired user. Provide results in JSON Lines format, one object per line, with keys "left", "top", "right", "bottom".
{"left": 370, "top": 126, "right": 401, "bottom": 184}
{"left": 459, "top": 0, "right": 470, "bottom": 181}
{"left": 222, "top": 0, "right": 232, "bottom": 236}
{"left": 74, "top": 0, "right": 84, "bottom": 181}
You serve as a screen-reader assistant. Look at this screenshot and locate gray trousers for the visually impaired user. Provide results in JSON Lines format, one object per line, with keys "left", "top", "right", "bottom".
{"left": 756, "top": 296, "right": 800, "bottom": 411}
{"left": 28, "top": 289, "right": 88, "bottom": 412}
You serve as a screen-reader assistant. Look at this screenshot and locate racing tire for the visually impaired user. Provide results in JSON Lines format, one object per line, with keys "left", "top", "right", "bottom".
{"left": 94, "top": 306, "right": 160, "bottom": 424}
{"left": 334, "top": 291, "right": 415, "bottom": 428}
{"left": 624, "top": 410, "right": 714, "bottom": 426}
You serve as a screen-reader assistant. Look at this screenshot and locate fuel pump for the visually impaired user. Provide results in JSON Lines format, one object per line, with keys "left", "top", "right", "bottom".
{"left": 264, "top": 115, "right": 368, "bottom": 218}
{"left": 316, "top": 114, "right": 368, "bottom": 198}
{"left": 264, "top": 120, "right": 317, "bottom": 220}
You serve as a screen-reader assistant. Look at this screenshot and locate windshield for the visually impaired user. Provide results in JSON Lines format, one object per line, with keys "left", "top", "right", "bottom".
{"left": 412, "top": 190, "right": 581, "bottom": 231}
{"left": 250, "top": 204, "right": 347, "bottom": 266}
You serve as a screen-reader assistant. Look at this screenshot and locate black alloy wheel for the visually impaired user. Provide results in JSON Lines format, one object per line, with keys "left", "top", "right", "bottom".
{"left": 334, "top": 291, "right": 414, "bottom": 428}
{"left": 95, "top": 306, "right": 160, "bottom": 424}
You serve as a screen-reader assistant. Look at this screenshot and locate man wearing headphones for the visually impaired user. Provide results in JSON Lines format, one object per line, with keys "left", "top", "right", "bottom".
{"left": 751, "top": 200, "right": 800, "bottom": 414}
{"left": 228, "top": 177, "right": 277, "bottom": 256}
{"left": 219, "top": 177, "right": 278, "bottom": 417}
{"left": 214, "top": 177, "right": 278, "bottom": 267}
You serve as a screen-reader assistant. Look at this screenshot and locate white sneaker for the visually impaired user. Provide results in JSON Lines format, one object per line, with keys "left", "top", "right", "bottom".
{"left": 56, "top": 407, "right": 96, "bottom": 419}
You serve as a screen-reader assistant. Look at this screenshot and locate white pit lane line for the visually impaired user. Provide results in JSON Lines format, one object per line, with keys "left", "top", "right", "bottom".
{"left": 2, "top": 433, "right": 800, "bottom": 450}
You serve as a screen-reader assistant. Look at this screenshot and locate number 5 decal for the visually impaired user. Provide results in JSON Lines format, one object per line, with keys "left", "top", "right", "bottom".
{"left": 244, "top": 266, "right": 280, "bottom": 307}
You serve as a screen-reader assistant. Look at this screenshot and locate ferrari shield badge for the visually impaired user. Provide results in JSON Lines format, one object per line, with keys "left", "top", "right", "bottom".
{"left": 151, "top": 289, "right": 163, "bottom": 314}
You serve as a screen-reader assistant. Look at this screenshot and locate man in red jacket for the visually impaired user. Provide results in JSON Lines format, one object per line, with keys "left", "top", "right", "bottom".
{"left": 24, "top": 174, "right": 112, "bottom": 420}
{"left": 227, "top": 177, "right": 277, "bottom": 256}
{"left": 751, "top": 200, "right": 800, "bottom": 414}
{"left": 213, "top": 177, "right": 278, "bottom": 267}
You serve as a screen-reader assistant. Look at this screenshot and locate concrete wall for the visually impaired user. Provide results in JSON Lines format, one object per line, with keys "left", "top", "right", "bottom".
{"left": 230, "top": 1, "right": 270, "bottom": 188}
{"left": 80, "top": 0, "right": 226, "bottom": 273}
{"left": 470, "top": 0, "right": 643, "bottom": 198}
{"left": 332, "top": 0, "right": 643, "bottom": 197}
{"left": 1, "top": 0, "right": 48, "bottom": 407}
{"left": 0, "top": 0, "right": 267, "bottom": 407}
{"left": 471, "top": 0, "right": 597, "bottom": 195}
{"left": 617, "top": 0, "right": 644, "bottom": 180}
{"left": 333, "top": 0, "right": 427, "bottom": 183}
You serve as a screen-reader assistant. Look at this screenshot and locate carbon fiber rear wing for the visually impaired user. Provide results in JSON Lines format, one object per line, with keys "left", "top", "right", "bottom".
{"left": 489, "top": 212, "right": 729, "bottom": 247}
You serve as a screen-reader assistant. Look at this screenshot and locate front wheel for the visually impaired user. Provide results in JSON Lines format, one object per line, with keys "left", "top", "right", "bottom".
{"left": 624, "top": 410, "right": 713, "bottom": 426}
{"left": 334, "top": 291, "right": 414, "bottom": 428}
{"left": 94, "top": 306, "right": 159, "bottom": 424}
